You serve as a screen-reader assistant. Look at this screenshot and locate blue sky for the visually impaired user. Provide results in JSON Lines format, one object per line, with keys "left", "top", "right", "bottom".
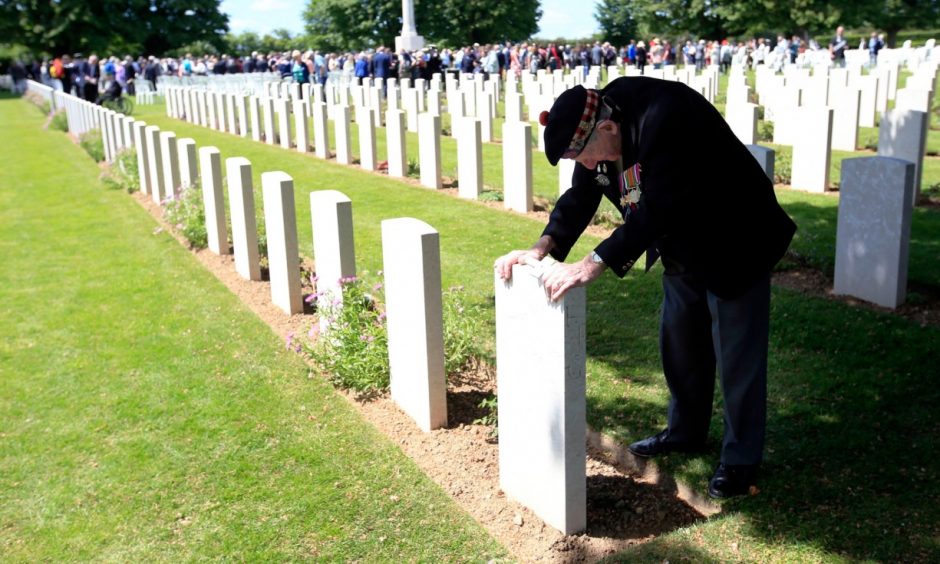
{"left": 220, "top": 0, "right": 600, "bottom": 40}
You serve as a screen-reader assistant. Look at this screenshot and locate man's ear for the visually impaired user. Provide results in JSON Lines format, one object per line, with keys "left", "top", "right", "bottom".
{"left": 597, "top": 119, "right": 619, "bottom": 137}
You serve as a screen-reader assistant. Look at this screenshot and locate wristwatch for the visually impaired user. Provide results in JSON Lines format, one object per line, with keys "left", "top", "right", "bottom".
{"left": 590, "top": 251, "right": 605, "bottom": 265}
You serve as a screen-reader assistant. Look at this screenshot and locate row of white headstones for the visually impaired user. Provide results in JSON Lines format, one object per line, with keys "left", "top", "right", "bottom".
{"left": 159, "top": 61, "right": 925, "bottom": 310}
{"left": 47, "top": 78, "right": 587, "bottom": 535}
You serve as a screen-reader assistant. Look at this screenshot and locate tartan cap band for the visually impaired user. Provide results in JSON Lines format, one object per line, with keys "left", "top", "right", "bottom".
{"left": 562, "top": 89, "right": 600, "bottom": 159}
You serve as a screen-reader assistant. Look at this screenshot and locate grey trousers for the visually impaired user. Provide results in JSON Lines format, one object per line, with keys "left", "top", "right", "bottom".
{"left": 660, "top": 271, "right": 771, "bottom": 465}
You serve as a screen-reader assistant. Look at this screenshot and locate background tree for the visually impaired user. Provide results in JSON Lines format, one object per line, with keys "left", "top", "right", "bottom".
{"left": 0, "top": 0, "right": 229, "bottom": 57}
{"left": 303, "top": 0, "right": 540, "bottom": 51}
{"left": 595, "top": 0, "right": 638, "bottom": 45}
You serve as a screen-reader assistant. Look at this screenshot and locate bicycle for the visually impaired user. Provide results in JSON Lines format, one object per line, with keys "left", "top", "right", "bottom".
{"left": 103, "top": 95, "right": 135, "bottom": 115}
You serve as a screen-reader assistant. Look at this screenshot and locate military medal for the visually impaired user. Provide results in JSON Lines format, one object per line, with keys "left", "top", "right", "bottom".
{"left": 619, "top": 162, "right": 642, "bottom": 218}
{"left": 595, "top": 163, "right": 609, "bottom": 186}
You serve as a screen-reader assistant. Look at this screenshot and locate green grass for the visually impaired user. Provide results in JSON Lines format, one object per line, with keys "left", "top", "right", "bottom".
{"left": 131, "top": 93, "right": 940, "bottom": 561}
{"left": 0, "top": 95, "right": 506, "bottom": 560}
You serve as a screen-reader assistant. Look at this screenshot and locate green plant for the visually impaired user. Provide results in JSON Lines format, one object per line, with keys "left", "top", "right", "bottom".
{"left": 163, "top": 183, "right": 207, "bottom": 249}
{"left": 49, "top": 110, "right": 68, "bottom": 132}
{"left": 406, "top": 158, "right": 420, "bottom": 178}
{"left": 302, "top": 275, "right": 389, "bottom": 394}
{"left": 774, "top": 148, "right": 792, "bottom": 185}
{"left": 78, "top": 129, "right": 105, "bottom": 162}
{"left": 113, "top": 149, "right": 140, "bottom": 193}
{"left": 757, "top": 120, "right": 774, "bottom": 142}
{"left": 442, "top": 286, "right": 486, "bottom": 376}
{"left": 479, "top": 190, "right": 503, "bottom": 202}
{"left": 472, "top": 395, "right": 498, "bottom": 437}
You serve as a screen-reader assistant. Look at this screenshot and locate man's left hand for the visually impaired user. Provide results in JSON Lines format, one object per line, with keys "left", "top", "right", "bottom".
{"left": 541, "top": 254, "right": 606, "bottom": 302}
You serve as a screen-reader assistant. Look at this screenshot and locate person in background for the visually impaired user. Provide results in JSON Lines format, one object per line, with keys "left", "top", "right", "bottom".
{"left": 123, "top": 55, "right": 136, "bottom": 95}
{"left": 868, "top": 32, "right": 884, "bottom": 67}
{"left": 830, "top": 26, "right": 848, "bottom": 68}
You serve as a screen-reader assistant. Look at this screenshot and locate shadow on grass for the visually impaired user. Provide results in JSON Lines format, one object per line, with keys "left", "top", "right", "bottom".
{"left": 779, "top": 195, "right": 940, "bottom": 290}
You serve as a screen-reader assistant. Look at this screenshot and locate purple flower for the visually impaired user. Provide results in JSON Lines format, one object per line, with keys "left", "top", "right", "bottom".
{"left": 332, "top": 296, "right": 342, "bottom": 306}
{"left": 285, "top": 331, "right": 295, "bottom": 350}
{"left": 373, "top": 283, "right": 383, "bottom": 291}
{"left": 304, "top": 293, "right": 317, "bottom": 304}
{"left": 377, "top": 312, "right": 387, "bottom": 322}
{"left": 308, "top": 325, "right": 320, "bottom": 339}
{"left": 359, "top": 334, "right": 375, "bottom": 343}
{"left": 311, "top": 274, "right": 319, "bottom": 283}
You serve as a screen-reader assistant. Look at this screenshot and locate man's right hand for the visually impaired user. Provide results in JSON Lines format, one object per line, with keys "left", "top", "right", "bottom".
{"left": 494, "top": 249, "right": 543, "bottom": 281}
{"left": 493, "top": 235, "right": 555, "bottom": 281}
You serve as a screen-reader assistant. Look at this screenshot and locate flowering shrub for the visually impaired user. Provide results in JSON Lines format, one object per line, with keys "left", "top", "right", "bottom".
{"left": 302, "top": 275, "right": 390, "bottom": 394}
{"left": 300, "top": 277, "right": 487, "bottom": 395}
{"left": 163, "top": 183, "right": 208, "bottom": 249}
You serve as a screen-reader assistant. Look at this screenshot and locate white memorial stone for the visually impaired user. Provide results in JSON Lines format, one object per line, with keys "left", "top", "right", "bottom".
{"left": 495, "top": 261, "right": 587, "bottom": 535}
{"left": 309, "top": 190, "right": 357, "bottom": 318}
{"left": 177, "top": 138, "right": 198, "bottom": 189}
{"left": 199, "top": 146, "right": 229, "bottom": 255}
{"left": 277, "top": 98, "right": 291, "bottom": 149}
{"left": 386, "top": 109, "right": 407, "bottom": 178}
{"left": 834, "top": 157, "right": 914, "bottom": 308}
{"left": 381, "top": 217, "right": 446, "bottom": 432}
{"left": 312, "top": 101, "right": 330, "bottom": 159}
{"left": 791, "top": 107, "right": 833, "bottom": 192}
{"left": 418, "top": 113, "right": 442, "bottom": 189}
{"left": 145, "top": 125, "right": 164, "bottom": 204}
{"left": 132, "top": 121, "right": 151, "bottom": 195}
{"left": 726, "top": 102, "right": 758, "bottom": 145}
{"left": 357, "top": 107, "right": 377, "bottom": 171}
{"left": 502, "top": 121, "right": 533, "bottom": 212}
{"left": 159, "top": 131, "right": 181, "bottom": 200}
{"left": 878, "top": 109, "right": 928, "bottom": 204}
{"left": 830, "top": 86, "right": 861, "bottom": 151}
{"left": 226, "top": 157, "right": 262, "bottom": 281}
{"left": 457, "top": 117, "right": 482, "bottom": 199}
{"left": 262, "top": 171, "right": 303, "bottom": 314}
{"left": 335, "top": 105, "right": 352, "bottom": 165}
{"left": 746, "top": 145, "right": 775, "bottom": 182}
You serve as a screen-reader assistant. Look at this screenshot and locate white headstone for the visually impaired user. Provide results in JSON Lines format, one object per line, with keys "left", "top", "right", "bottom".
{"left": 249, "top": 96, "right": 262, "bottom": 142}
{"left": 159, "top": 131, "right": 181, "bottom": 200}
{"left": 495, "top": 261, "right": 587, "bottom": 535}
{"left": 261, "top": 171, "right": 303, "bottom": 314}
{"left": 145, "top": 126, "right": 164, "bottom": 204}
{"left": 309, "top": 190, "right": 357, "bottom": 320}
{"left": 132, "top": 121, "right": 151, "bottom": 195}
{"left": 177, "top": 138, "right": 198, "bottom": 189}
{"left": 746, "top": 145, "right": 775, "bottom": 182}
{"left": 502, "top": 121, "right": 533, "bottom": 212}
{"left": 386, "top": 109, "right": 407, "bottom": 178}
{"left": 834, "top": 157, "right": 914, "bottom": 308}
{"left": 198, "top": 146, "right": 229, "bottom": 255}
{"left": 357, "top": 107, "right": 377, "bottom": 171}
{"left": 726, "top": 102, "right": 758, "bottom": 145}
{"left": 277, "top": 98, "right": 292, "bottom": 149}
{"left": 381, "top": 217, "right": 447, "bottom": 432}
{"left": 335, "top": 105, "right": 352, "bottom": 165}
{"left": 790, "top": 107, "right": 833, "bottom": 192}
{"left": 558, "top": 158, "right": 577, "bottom": 195}
{"left": 293, "top": 99, "right": 310, "bottom": 153}
{"left": 225, "top": 157, "right": 262, "bottom": 281}
{"left": 878, "top": 109, "right": 928, "bottom": 204}
{"left": 312, "top": 101, "right": 330, "bottom": 159}
{"left": 263, "top": 97, "right": 276, "bottom": 145}
{"left": 457, "top": 117, "right": 483, "bottom": 199}
{"left": 830, "top": 87, "right": 861, "bottom": 152}
{"left": 418, "top": 113, "right": 442, "bottom": 189}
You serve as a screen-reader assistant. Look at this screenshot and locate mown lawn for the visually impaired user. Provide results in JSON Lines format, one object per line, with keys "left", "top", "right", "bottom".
{"left": 131, "top": 89, "right": 940, "bottom": 562}
{"left": 0, "top": 95, "right": 506, "bottom": 560}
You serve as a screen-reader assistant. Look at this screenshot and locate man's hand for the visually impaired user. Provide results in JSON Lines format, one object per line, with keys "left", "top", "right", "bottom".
{"left": 541, "top": 254, "right": 606, "bottom": 301}
{"left": 494, "top": 235, "right": 555, "bottom": 280}
{"left": 494, "top": 249, "right": 544, "bottom": 280}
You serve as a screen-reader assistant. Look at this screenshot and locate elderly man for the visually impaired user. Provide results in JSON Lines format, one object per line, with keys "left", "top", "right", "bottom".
{"left": 495, "top": 78, "right": 796, "bottom": 498}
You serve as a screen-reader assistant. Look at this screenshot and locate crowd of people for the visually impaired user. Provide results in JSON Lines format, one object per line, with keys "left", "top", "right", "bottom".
{"left": 7, "top": 27, "right": 886, "bottom": 102}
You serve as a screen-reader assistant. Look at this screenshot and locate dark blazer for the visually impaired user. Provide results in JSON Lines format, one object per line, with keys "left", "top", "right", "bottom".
{"left": 543, "top": 76, "right": 796, "bottom": 299}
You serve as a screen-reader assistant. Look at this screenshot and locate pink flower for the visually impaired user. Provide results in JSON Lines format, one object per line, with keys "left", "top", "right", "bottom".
{"left": 285, "top": 331, "right": 295, "bottom": 350}
{"left": 373, "top": 283, "right": 383, "bottom": 291}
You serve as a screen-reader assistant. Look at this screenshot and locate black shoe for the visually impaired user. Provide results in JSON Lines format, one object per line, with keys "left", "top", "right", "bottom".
{"left": 627, "top": 429, "right": 704, "bottom": 458}
{"left": 708, "top": 463, "right": 759, "bottom": 499}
